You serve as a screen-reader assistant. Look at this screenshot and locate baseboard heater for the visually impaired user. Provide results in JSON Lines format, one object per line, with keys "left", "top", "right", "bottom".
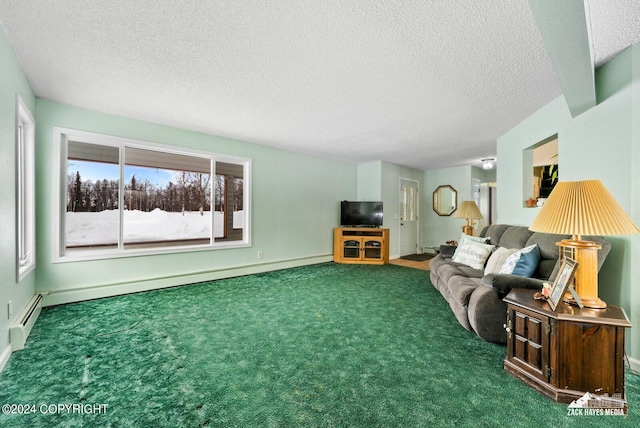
{"left": 10, "top": 293, "right": 44, "bottom": 351}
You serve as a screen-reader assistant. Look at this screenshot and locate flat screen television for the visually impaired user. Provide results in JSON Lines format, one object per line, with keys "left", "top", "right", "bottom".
{"left": 340, "top": 201, "right": 383, "bottom": 227}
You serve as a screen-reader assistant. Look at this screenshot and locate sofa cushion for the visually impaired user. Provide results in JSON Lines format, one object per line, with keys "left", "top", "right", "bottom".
{"left": 452, "top": 241, "right": 495, "bottom": 270}
{"left": 434, "top": 263, "right": 465, "bottom": 285}
{"left": 448, "top": 276, "right": 482, "bottom": 307}
{"left": 480, "top": 224, "right": 511, "bottom": 246}
{"left": 455, "top": 264, "right": 485, "bottom": 278}
{"left": 498, "top": 244, "right": 540, "bottom": 277}
{"left": 498, "top": 227, "right": 534, "bottom": 249}
{"left": 484, "top": 247, "right": 518, "bottom": 275}
{"left": 435, "top": 262, "right": 483, "bottom": 284}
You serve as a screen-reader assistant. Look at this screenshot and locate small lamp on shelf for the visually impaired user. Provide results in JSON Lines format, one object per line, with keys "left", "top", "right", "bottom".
{"left": 529, "top": 180, "right": 639, "bottom": 309}
{"left": 453, "top": 201, "right": 483, "bottom": 236}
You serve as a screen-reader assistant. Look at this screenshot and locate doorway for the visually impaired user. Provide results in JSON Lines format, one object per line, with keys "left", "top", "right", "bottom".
{"left": 399, "top": 179, "right": 419, "bottom": 256}
{"left": 477, "top": 182, "right": 497, "bottom": 232}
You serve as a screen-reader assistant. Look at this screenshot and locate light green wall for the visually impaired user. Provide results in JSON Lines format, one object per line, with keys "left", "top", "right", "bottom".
{"left": 496, "top": 96, "right": 572, "bottom": 227}
{"left": 423, "top": 166, "right": 473, "bottom": 247}
{"left": 497, "top": 43, "right": 640, "bottom": 368}
{"left": 356, "top": 161, "right": 382, "bottom": 200}
{"left": 34, "top": 100, "right": 357, "bottom": 305}
{"left": 632, "top": 39, "right": 640, "bottom": 373}
{"left": 0, "top": 28, "right": 37, "bottom": 361}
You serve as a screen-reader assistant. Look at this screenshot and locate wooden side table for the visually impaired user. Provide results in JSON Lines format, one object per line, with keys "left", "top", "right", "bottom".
{"left": 503, "top": 288, "right": 630, "bottom": 404}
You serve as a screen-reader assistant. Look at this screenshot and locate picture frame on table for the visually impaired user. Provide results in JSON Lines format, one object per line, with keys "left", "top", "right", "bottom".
{"left": 547, "top": 257, "right": 578, "bottom": 311}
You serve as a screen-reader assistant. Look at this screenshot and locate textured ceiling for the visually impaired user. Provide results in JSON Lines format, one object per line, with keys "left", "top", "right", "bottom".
{"left": 0, "top": 1, "right": 638, "bottom": 170}
{"left": 589, "top": 0, "right": 640, "bottom": 66}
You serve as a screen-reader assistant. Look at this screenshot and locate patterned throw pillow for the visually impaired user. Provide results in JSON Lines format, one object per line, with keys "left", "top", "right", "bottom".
{"left": 498, "top": 244, "right": 540, "bottom": 277}
{"left": 484, "top": 247, "right": 519, "bottom": 275}
{"left": 451, "top": 241, "right": 495, "bottom": 270}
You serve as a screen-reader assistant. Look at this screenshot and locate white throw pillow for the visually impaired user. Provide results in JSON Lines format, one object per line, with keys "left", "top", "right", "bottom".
{"left": 484, "top": 247, "right": 519, "bottom": 275}
{"left": 452, "top": 241, "right": 495, "bottom": 270}
{"left": 458, "top": 233, "right": 490, "bottom": 245}
{"left": 452, "top": 233, "right": 490, "bottom": 259}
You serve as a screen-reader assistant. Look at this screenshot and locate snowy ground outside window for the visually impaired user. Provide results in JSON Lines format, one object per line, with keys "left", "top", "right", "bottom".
{"left": 66, "top": 209, "right": 243, "bottom": 246}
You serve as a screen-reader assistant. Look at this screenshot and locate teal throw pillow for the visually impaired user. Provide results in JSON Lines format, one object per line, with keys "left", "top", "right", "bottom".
{"left": 498, "top": 244, "right": 540, "bottom": 277}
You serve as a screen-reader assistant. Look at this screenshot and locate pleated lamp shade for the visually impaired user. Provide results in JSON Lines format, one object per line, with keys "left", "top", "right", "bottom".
{"left": 453, "top": 201, "right": 483, "bottom": 235}
{"left": 529, "top": 180, "right": 639, "bottom": 237}
{"left": 529, "top": 180, "right": 639, "bottom": 309}
{"left": 453, "top": 201, "right": 483, "bottom": 221}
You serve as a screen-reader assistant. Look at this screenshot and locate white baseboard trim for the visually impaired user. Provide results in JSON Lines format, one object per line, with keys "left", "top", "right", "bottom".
{"left": 0, "top": 345, "right": 11, "bottom": 373}
{"left": 42, "top": 255, "right": 333, "bottom": 307}
{"left": 628, "top": 356, "right": 640, "bottom": 375}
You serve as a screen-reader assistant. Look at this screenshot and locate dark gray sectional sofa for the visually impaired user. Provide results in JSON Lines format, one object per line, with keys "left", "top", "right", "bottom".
{"left": 429, "top": 224, "right": 611, "bottom": 344}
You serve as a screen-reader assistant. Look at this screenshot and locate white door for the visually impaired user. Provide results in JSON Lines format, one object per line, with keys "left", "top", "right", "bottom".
{"left": 399, "top": 179, "right": 419, "bottom": 256}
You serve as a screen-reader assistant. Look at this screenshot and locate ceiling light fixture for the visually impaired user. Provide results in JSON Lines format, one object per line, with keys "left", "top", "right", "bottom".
{"left": 482, "top": 158, "right": 495, "bottom": 170}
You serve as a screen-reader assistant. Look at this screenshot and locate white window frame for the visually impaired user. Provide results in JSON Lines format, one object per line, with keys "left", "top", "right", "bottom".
{"left": 17, "top": 96, "right": 36, "bottom": 281}
{"left": 53, "top": 128, "right": 251, "bottom": 262}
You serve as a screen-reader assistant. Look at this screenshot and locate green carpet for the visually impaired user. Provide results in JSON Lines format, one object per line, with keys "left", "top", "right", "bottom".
{"left": 0, "top": 263, "right": 638, "bottom": 427}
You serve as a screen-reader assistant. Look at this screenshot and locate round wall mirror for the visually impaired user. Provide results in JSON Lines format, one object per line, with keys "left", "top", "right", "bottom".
{"left": 433, "top": 185, "right": 458, "bottom": 216}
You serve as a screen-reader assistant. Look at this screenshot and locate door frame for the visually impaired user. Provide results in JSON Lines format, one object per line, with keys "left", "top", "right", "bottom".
{"left": 399, "top": 178, "right": 420, "bottom": 256}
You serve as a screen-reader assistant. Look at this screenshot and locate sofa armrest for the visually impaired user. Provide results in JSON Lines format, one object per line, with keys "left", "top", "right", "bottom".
{"left": 481, "top": 274, "right": 544, "bottom": 298}
{"left": 468, "top": 286, "right": 507, "bottom": 344}
{"left": 438, "top": 245, "right": 457, "bottom": 258}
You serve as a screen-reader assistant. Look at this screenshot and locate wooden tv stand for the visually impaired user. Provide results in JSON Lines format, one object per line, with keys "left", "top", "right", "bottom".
{"left": 333, "top": 227, "right": 389, "bottom": 265}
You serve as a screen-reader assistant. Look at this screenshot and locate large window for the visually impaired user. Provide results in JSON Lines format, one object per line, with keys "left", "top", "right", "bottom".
{"left": 17, "top": 96, "right": 36, "bottom": 280}
{"left": 214, "top": 162, "right": 245, "bottom": 241}
{"left": 55, "top": 128, "right": 250, "bottom": 261}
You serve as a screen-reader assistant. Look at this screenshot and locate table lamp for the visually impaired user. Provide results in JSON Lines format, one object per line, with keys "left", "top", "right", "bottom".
{"left": 529, "top": 180, "right": 639, "bottom": 309}
{"left": 453, "top": 201, "right": 483, "bottom": 236}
